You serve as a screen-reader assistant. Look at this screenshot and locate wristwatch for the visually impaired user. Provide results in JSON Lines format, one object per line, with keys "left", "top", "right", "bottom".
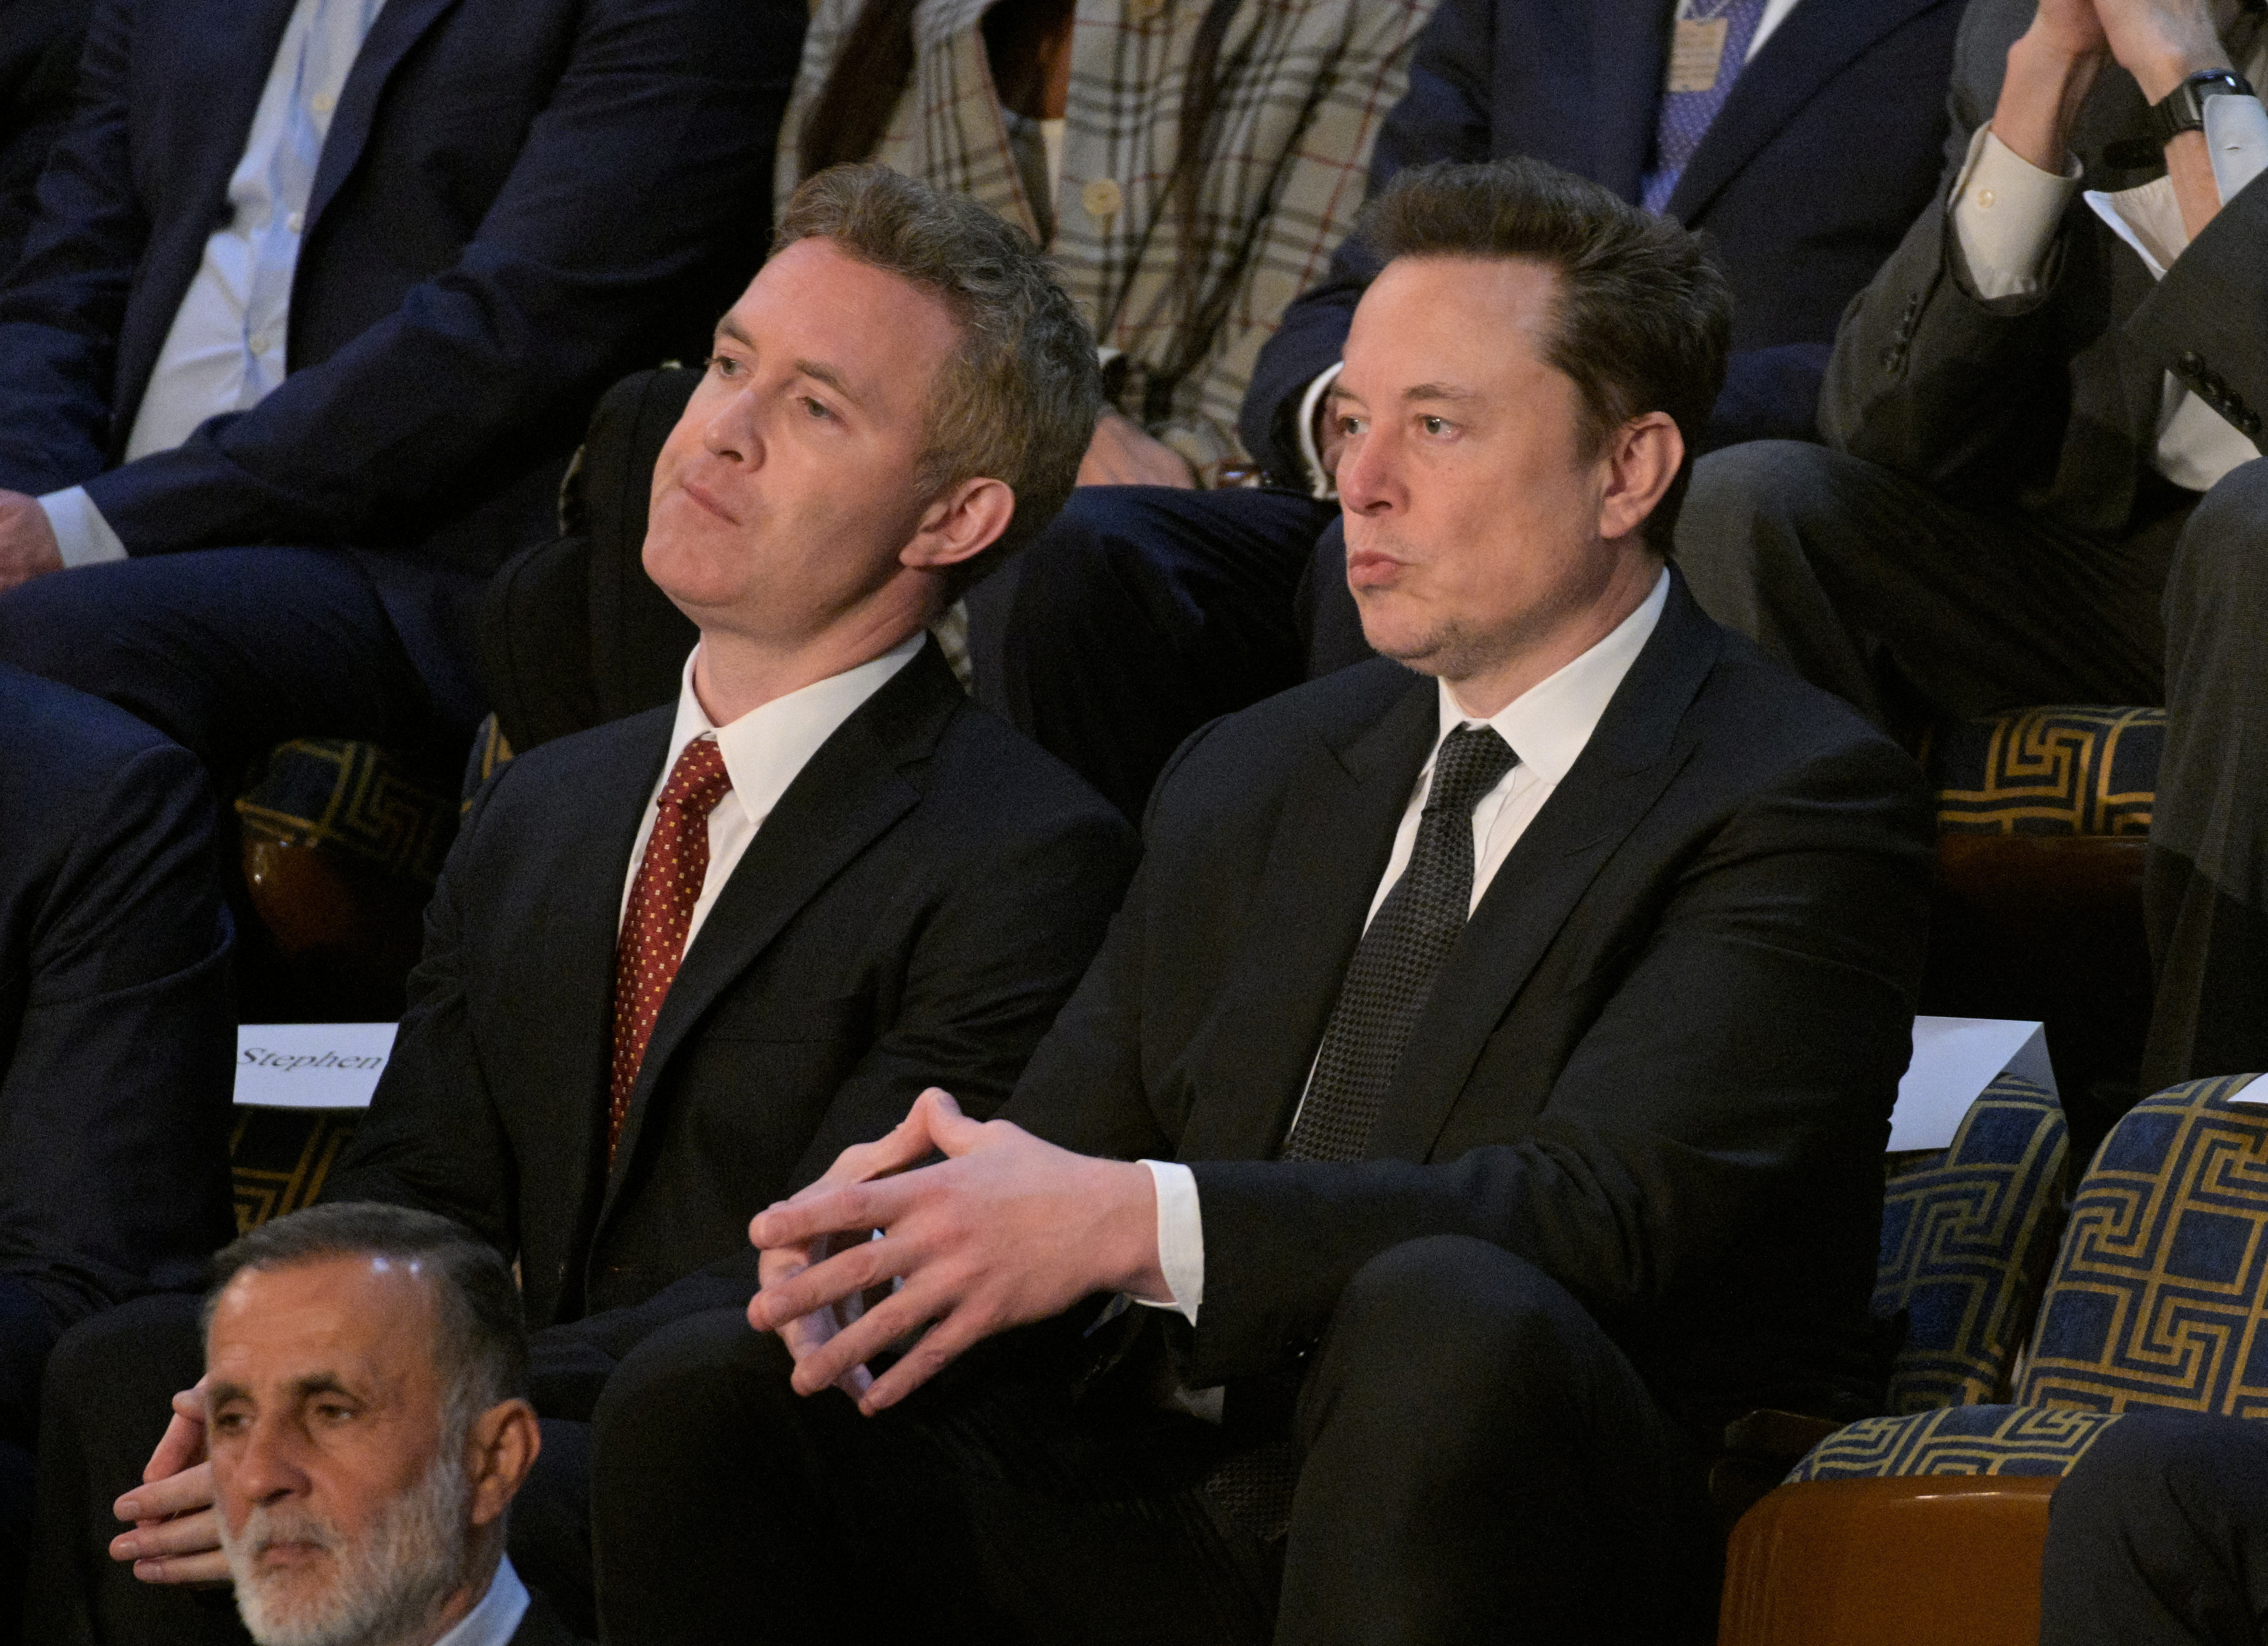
{"left": 2144, "top": 67, "right": 2257, "bottom": 148}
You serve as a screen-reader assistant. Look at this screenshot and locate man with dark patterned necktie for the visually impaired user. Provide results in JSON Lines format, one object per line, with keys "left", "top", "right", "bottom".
{"left": 588, "top": 158, "right": 1936, "bottom": 1646}
{"left": 25, "top": 166, "right": 1136, "bottom": 1645}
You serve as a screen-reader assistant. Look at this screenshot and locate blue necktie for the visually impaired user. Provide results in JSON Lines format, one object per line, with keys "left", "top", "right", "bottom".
{"left": 1640, "top": 0, "right": 1769, "bottom": 215}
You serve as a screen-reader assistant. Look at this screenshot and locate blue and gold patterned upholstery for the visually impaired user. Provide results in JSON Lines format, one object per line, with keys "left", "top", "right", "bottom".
{"left": 1788, "top": 1074, "right": 2268, "bottom": 1483}
{"left": 1924, "top": 706, "right": 2163, "bottom": 836}
{"left": 235, "top": 738, "right": 457, "bottom": 885}
{"left": 230, "top": 1107, "right": 362, "bottom": 1233}
{"left": 1877, "top": 1076, "right": 2070, "bottom": 1411}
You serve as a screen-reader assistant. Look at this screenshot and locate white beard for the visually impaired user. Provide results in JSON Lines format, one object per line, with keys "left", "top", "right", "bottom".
{"left": 221, "top": 1443, "right": 473, "bottom": 1646}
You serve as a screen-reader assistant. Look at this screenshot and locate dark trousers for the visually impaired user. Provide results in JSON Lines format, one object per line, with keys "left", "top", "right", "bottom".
{"left": 589, "top": 1235, "right": 1720, "bottom": 1646}
{"left": 967, "top": 485, "right": 1333, "bottom": 822}
{"left": 2041, "top": 1411, "right": 2268, "bottom": 1646}
{"left": 1674, "top": 442, "right": 2268, "bottom": 1091}
{"left": 0, "top": 1279, "right": 66, "bottom": 1646}
{"left": 0, "top": 547, "right": 486, "bottom": 801}
{"left": 25, "top": 1292, "right": 597, "bottom": 1645}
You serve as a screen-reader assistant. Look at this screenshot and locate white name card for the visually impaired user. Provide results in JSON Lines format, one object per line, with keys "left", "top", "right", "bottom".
{"left": 1889, "top": 1016, "right": 2056, "bottom": 1152}
{"left": 235, "top": 1023, "right": 398, "bottom": 1110}
{"left": 2223, "top": 1075, "right": 2268, "bottom": 1105}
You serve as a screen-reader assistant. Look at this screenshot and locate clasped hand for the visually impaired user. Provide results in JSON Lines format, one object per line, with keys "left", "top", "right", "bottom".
{"left": 0, "top": 490, "right": 64, "bottom": 593}
{"left": 747, "top": 1087, "right": 1166, "bottom": 1414}
{"left": 108, "top": 1380, "right": 229, "bottom": 1586}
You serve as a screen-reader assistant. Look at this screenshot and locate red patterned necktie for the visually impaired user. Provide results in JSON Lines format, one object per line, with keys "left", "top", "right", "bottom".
{"left": 608, "top": 737, "right": 734, "bottom": 1160}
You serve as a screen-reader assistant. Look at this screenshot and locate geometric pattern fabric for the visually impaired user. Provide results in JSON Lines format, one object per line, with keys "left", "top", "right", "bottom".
{"left": 2019, "top": 1073, "right": 2268, "bottom": 1415}
{"left": 234, "top": 736, "right": 459, "bottom": 885}
{"left": 1924, "top": 705, "right": 2163, "bottom": 836}
{"left": 1787, "top": 1403, "right": 2127, "bottom": 1481}
{"left": 1876, "top": 1075, "right": 2070, "bottom": 1411}
{"left": 230, "top": 1107, "right": 361, "bottom": 1233}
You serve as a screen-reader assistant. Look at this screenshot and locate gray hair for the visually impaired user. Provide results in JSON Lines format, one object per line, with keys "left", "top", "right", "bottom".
{"left": 775, "top": 162, "right": 1102, "bottom": 592}
{"left": 203, "top": 1203, "right": 528, "bottom": 1439}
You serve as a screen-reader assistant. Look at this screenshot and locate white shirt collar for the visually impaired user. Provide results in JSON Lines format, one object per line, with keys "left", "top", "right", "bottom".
{"left": 431, "top": 1554, "right": 529, "bottom": 1646}
{"left": 665, "top": 634, "right": 925, "bottom": 825}
{"left": 1433, "top": 567, "right": 1670, "bottom": 782}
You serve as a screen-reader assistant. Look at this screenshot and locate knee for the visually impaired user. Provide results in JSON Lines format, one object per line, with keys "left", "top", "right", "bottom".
{"left": 2169, "top": 458, "right": 2268, "bottom": 625}
{"left": 2058, "top": 1413, "right": 2268, "bottom": 1538}
{"left": 592, "top": 1308, "right": 790, "bottom": 1459}
{"left": 1680, "top": 439, "right": 1853, "bottom": 533}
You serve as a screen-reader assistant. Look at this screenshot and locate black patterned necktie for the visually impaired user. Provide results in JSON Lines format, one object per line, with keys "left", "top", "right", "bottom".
{"left": 1279, "top": 724, "right": 1519, "bottom": 1164}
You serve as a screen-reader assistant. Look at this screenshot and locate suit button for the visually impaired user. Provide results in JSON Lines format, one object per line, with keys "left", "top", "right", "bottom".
{"left": 1082, "top": 178, "right": 1124, "bottom": 220}
{"left": 2179, "top": 350, "right": 2206, "bottom": 374}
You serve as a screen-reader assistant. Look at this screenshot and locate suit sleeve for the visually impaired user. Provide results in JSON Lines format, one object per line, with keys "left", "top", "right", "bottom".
{"left": 0, "top": 737, "right": 234, "bottom": 1431}
{"left": 1238, "top": 0, "right": 1493, "bottom": 481}
{"left": 29, "top": 0, "right": 800, "bottom": 553}
{"left": 2125, "top": 168, "right": 2268, "bottom": 451}
{"left": 1181, "top": 739, "right": 1932, "bottom": 1391}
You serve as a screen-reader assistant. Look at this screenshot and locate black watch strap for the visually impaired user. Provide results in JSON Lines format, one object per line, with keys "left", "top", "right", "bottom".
{"left": 2145, "top": 67, "right": 2257, "bottom": 146}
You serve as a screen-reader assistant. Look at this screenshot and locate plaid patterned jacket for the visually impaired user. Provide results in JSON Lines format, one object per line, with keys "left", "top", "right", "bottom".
{"left": 777, "top": 0, "right": 1436, "bottom": 477}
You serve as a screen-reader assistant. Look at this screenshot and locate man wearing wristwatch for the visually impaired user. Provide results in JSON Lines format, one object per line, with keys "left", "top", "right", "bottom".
{"left": 1674, "top": 0, "right": 2268, "bottom": 1093}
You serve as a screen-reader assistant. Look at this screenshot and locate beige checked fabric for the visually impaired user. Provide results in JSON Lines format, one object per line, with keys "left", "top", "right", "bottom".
{"left": 777, "top": 0, "right": 1438, "bottom": 477}
{"left": 608, "top": 738, "right": 733, "bottom": 1160}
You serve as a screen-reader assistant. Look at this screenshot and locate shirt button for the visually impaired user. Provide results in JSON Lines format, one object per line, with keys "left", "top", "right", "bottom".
{"left": 286, "top": 211, "right": 304, "bottom": 234}
{"left": 312, "top": 91, "right": 335, "bottom": 115}
{"left": 1976, "top": 187, "right": 1996, "bottom": 208}
{"left": 1082, "top": 177, "right": 1123, "bottom": 220}
{"left": 249, "top": 332, "right": 272, "bottom": 353}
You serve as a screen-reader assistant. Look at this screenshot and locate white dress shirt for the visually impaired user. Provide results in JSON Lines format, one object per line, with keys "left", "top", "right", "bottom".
{"left": 1138, "top": 568, "right": 1672, "bottom": 1324}
{"left": 1948, "top": 33, "right": 2268, "bottom": 492}
{"left": 35, "top": 0, "right": 386, "bottom": 568}
{"left": 433, "top": 1554, "right": 529, "bottom": 1646}
{"left": 620, "top": 637, "right": 923, "bottom": 945}
{"left": 1291, "top": 0, "right": 1807, "bottom": 494}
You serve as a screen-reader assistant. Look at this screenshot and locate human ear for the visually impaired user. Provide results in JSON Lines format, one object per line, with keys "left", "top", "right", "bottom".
{"left": 465, "top": 1398, "right": 541, "bottom": 1527}
{"left": 1595, "top": 413, "right": 1682, "bottom": 543}
{"left": 902, "top": 476, "right": 1016, "bottom": 572}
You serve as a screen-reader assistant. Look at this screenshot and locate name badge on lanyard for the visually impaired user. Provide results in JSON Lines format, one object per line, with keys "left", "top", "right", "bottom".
{"left": 1667, "top": 10, "right": 1731, "bottom": 94}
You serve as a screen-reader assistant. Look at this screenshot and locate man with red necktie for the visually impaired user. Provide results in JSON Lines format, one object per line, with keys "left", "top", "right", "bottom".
{"left": 25, "top": 166, "right": 1135, "bottom": 1646}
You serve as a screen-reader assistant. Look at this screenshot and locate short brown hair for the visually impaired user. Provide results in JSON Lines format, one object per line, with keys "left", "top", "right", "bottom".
{"left": 1356, "top": 158, "right": 1731, "bottom": 551}
{"left": 776, "top": 164, "right": 1101, "bottom": 590}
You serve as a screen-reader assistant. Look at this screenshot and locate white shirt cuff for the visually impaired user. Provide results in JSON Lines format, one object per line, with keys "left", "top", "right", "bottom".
{"left": 1951, "top": 125, "right": 2081, "bottom": 300}
{"left": 2205, "top": 93, "right": 2268, "bottom": 206}
{"left": 37, "top": 487, "right": 129, "bottom": 568}
{"left": 1134, "top": 1158, "right": 1202, "bottom": 1325}
{"left": 1294, "top": 361, "right": 1344, "bottom": 498}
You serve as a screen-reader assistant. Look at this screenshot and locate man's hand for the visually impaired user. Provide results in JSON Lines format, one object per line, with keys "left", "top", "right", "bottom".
{"left": 2091, "top": 0, "right": 2228, "bottom": 102}
{"left": 1077, "top": 411, "right": 1197, "bottom": 488}
{"left": 109, "top": 1381, "right": 230, "bottom": 1587}
{"left": 0, "top": 491, "right": 63, "bottom": 593}
{"left": 747, "top": 1088, "right": 1165, "bottom": 1414}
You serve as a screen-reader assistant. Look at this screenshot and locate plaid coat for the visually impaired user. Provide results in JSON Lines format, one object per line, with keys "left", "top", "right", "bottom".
{"left": 777, "top": 0, "right": 1437, "bottom": 477}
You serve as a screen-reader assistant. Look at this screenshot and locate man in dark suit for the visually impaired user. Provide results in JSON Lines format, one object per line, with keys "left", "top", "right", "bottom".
{"left": 990, "top": 0, "right": 1969, "bottom": 820}
{"left": 0, "top": 664, "right": 235, "bottom": 1641}
{"left": 27, "top": 166, "right": 1133, "bottom": 1645}
{"left": 0, "top": 0, "right": 85, "bottom": 271}
{"left": 198, "top": 1204, "right": 581, "bottom": 1646}
{"left": 0, "top": 0, "right": 802, "bottom": 799}
{"left": 1674, "top": 0, "right": 2268, "bottom": 1089}
{"left": 588, "top": 159, "right": 1934, "bottom": 1645}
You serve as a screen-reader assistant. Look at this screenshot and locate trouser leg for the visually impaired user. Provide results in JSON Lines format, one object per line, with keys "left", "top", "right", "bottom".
{"left": 2040, "top": 1410, "right": 2268, "bottom": 1646}
{"left": 987, "top": 486, "right": 1333, "bottom": 819}
{"left": 1674, "top": 441, "right": 2168, "bottom": 736}
{"left": 1279, "top": 1235, "right": 1718, "bottom": 1646}
{"left": 590, "top": 1309, "right": 1268, "bottom": 1646}
{"left": 2144, "top": 458, "right": 2268, "bottom": 1088}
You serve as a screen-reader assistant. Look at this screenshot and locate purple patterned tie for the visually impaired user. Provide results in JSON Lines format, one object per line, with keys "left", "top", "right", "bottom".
{"left": 1640, "top": 0, "right": 1770, "bottom": 215}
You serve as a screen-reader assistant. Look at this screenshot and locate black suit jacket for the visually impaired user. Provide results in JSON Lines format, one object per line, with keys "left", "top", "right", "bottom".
{"left": 1821, "top": 0, "right": 2268, "bottom": 538}
{"left": 0, "top": 664, "right": 233, "bottom": 1435}
{"left": 0, "top": 0, "right": 800, "bottom": 647}
{"left": 0, "top": 0, "right": 85, "bottom": 272}
{"left": 1006, "top": 578, "right": 1932, "bottom": 1427}
{"left": 326, "top": 640, "right": 1137, "bottom": 1414}
{"left": 1242, "top": 0, "right": 1968, "bottom": 477}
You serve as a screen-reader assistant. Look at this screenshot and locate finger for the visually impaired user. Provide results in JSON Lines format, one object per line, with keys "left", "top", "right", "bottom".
{"left": 750, "top": 1231, "right": 907, "bottom": 1333}
{"left": 749, "top": 1176, "right": 909, "bottom": 1253}
{"left": 858, "top": 1303, "right": 994, "bottom": 1414}
{"left": 115, "top": 1460, "right": 216, "bottom": 1525}
{"left": 789, "top": 1281, "right": 946, "bottom": 1398}
{"left": 130, "top": 1548, "right": 234, "bottom": 1587}
{"left": 141, "top": 1398, "right": 208, "bottom": 1486}
{"left": 111, "top": 1505, "right": 222, "bottom": 1564}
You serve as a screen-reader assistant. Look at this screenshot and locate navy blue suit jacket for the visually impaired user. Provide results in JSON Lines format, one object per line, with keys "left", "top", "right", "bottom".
{"left": 0, "top": 665, "right": 233, "bottom": 1441}
{"left": 0, "top": 0, "right": 801, "bottom": 592}
{"left": 1242, "top": 0, "right": 1967, "bottom": 479}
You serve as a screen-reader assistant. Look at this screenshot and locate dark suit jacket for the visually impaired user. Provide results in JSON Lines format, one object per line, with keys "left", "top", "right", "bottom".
{"left": 1821, "top": 0, "right": 2268, "bottom": 539}
{"left": 1005, "top": 576, "right": 1933, "bottom": 1428}
{"left": 325, "top": 639, "right": 1138, "bottom": 1416}
{"left": 0, "top": 0, "right": 800, "bottom": 633}
{"left": 0, "top": 0, "right": 85, "bottom": 273}
{"left": 0, "top": 664, "right": 233, "bottom": 1438}
{"left": 1242, "top": 0, "right": 1968, "bottom": 478}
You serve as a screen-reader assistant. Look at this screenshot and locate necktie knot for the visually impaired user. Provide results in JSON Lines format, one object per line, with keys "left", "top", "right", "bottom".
{"left": 657, "top": 737, "right": 732, "bottom": 816}
{"left": 1424, "top": 725, "right": 1517, "bottom": 819}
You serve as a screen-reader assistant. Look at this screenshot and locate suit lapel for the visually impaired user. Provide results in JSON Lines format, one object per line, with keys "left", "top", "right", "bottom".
{"left": 1176, "top": 669, "right": 1438, "bottom": 1164}
{"left": 1666, "top": 0, "right": 1949, "bottom": 222}
{"left": 1367, "top": 576, "right": 1722, "bottom": 1164}
{"left": 1592, "top": 0, "right": 1675, "bottom": 203}
{"left": 306, "top": 0, "right": 463, "bottom": 235}
{"left": 596, "top": 644, "right": 960, "bottom": 1216}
